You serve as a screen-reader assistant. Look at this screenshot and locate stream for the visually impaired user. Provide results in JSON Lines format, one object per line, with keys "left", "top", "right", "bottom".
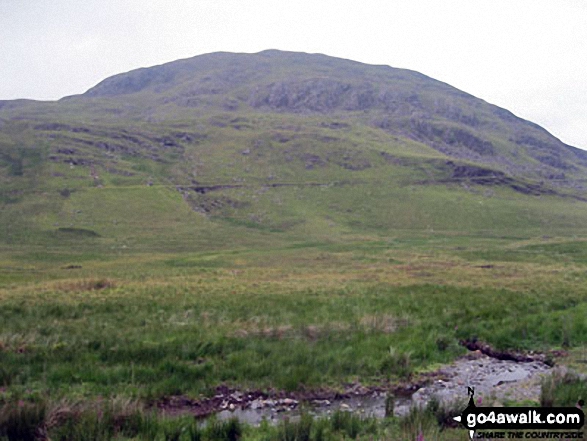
{"left": 205, "top": 353, "right": 553, "bottom": 425}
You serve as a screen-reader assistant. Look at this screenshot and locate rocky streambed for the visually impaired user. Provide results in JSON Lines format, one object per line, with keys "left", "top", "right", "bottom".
{"left": 156, "top": 347, "right": 557, "bottom": 426}
{"left": 409, "top": 352, "right": 552, "bottom": 410}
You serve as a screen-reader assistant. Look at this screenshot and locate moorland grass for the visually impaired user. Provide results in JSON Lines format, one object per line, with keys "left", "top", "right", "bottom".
{"left": 1, "top": 237, "right": 587, "bottom": 401}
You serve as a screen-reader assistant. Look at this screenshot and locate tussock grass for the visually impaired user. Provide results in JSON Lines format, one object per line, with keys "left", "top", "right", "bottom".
{"left": 53, "top": 278, "right": 116, "bottom": 292}
{"left": 0, "top": 400, "right": 46, "bottom": 441}
{"left": 0, "top": 396, "right": 247, "bottom": 441}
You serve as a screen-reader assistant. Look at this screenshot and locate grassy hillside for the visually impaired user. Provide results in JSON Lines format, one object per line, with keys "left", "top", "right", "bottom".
{"left": 1, "top": 50, "right": 587, "bottom": 439}
{"left": 1, "top": 111, "right": 587, "bottom": 252}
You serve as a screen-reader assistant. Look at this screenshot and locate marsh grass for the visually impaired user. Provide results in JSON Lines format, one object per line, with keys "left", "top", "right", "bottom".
{"left": 0, "top": 397, "right": 246, "bottom": 441}
{"left": 0, "top": 400, "right": 46, "bottom": 441}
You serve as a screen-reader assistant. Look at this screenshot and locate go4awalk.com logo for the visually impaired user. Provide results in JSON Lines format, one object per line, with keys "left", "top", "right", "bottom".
{"left": 453, "top": 387, "right": 585, "bottom": 439}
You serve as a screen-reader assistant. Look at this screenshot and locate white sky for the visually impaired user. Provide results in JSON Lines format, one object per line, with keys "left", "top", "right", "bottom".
{"left": 1, "top": 0, "right": 586, "bottom": 149}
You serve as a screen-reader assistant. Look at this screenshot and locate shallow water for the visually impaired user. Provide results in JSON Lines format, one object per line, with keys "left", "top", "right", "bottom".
{"left": 210, "top": 354, "right": 552, "bottom": 425}
{"left": 215, "top": 393, "right": 409, "bottom": 426}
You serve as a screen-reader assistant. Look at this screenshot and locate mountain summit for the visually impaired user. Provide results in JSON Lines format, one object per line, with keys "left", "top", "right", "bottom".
{"left": 64, "top": 50, "right": 587, "bottom": 179}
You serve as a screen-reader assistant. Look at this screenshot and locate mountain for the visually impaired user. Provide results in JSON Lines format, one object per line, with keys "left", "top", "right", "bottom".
{"left": 1, "top": 50, "right": 587, "bottom": 251}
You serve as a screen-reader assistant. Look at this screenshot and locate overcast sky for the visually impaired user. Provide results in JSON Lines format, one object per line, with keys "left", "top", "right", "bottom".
{"left": 1, "top": 0, "right": 586, "bottom": 149}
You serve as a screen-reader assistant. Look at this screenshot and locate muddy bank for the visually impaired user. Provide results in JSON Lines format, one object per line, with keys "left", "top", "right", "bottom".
{"left": 459, "top": 338, "right": 558, "bottom": 364}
